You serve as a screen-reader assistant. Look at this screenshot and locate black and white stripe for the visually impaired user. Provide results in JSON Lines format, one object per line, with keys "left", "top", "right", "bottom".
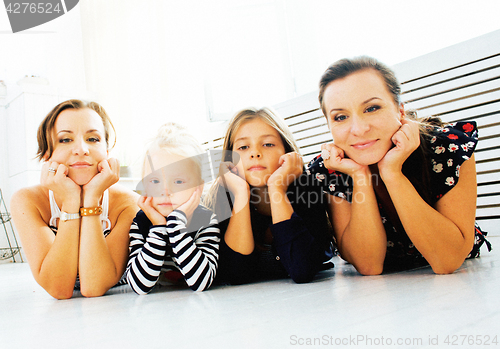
{"left": 126, "top": 207, "right": 219, "bottom": 294}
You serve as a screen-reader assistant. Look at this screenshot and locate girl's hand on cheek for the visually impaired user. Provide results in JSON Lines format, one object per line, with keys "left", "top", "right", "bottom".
{"left": 322, "top": 143, "right": 367, "bottom": 177}
{"left": 218, "top": 161, "right": 250, "bottom": 198}
{"left": 176, "top": 187, "right": 202, "bottom": 222}
{"left": 378, "top": 118, "right": 420, "bottom": 180}
{"left": 267, "top": 152, "right": 303, "bottom": 192}
{"left": 138, "top": 196, "right": 166, "bottom": 226}
{"left": 41, "top": 161, "right": 81, "bottom": 199}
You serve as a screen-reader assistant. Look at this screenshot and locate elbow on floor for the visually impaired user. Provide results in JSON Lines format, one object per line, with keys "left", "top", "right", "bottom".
{"left": 355, "top": 264, "right": 383, "bottom": 276}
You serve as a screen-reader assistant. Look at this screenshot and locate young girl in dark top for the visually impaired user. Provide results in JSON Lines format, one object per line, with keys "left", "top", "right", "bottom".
{"left": 205, "top": 108, "right": 334, "bottom": 284}
{"left": 307, "top": 56, "right": 490, "bottom": 275}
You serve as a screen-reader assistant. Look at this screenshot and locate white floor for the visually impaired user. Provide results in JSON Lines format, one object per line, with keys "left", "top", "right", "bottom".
{"left": 1, "top": 237, "right": 498, "bottom": 349}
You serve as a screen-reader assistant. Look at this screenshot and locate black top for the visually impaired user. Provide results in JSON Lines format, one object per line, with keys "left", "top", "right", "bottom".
{"left": 307, "top": 121, "right": 490, "bottom": 271}
{"left": 216, "top": 172, "right": 335, "bottom": 284}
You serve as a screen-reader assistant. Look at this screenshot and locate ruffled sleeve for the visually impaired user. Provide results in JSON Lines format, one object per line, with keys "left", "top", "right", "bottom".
{"left": 428, "top": 121, "right": 478, "bottom": 201}
{"left": 306, "top": 155, "right": 353, "bottom": 203}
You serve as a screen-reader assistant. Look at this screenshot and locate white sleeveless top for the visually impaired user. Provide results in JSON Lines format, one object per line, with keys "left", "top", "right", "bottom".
{"left": 48, "top": 189, "right": 112, "bottom": 233}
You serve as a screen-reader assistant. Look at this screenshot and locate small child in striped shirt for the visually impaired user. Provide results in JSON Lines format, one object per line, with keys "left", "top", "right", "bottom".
{"left": 126, "top": 122, "right": 220, "bottom": 294}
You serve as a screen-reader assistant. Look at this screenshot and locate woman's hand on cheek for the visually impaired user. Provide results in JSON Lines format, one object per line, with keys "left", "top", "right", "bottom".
{"left": 41, "top": 161, "right": 81, "bottom": 199}
{"left": 267, "top": 152, "right": 303, "bottom": 192}
{"left": 322, "top": 143, "right": 367, "bottom": 177}
{"left": 138, "top": 196, "right": 167, "bottom": 226}
{"left": 176, "top": 187, "right": 202, "bottom": 222}
{"left": 83, "top": 158, "right": 120, "bottom": 199}
{"left": 378, "top": 118, "right": 420, "bottom": 180}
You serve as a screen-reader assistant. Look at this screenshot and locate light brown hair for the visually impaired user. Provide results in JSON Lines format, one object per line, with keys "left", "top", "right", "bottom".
{"left": 36, "top": 99, "right": 115, "bottom": 161}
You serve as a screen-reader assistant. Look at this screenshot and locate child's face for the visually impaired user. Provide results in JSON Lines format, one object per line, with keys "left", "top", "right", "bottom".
{"left": 232, "top": 118, "right": 286, "bottom": 187}
{"left": 143, "top": 150, "right": 202, "bottom": 217}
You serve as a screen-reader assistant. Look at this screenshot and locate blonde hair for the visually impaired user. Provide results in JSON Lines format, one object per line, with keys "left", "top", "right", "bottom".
{"left": 203, "top": 107, "right": 301, "bottom": 215}
{"left": 142, "top": 122, "right": 204, "bottom": 178}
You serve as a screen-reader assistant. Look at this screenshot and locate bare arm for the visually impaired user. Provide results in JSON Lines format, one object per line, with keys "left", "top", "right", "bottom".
{"left": 10, "top": 187, "right": 80, "bottom": 299}
{"left": 382, "top": 156, "right": 476, "bottom": 274}
{"left": 219, "top": 162, "right": 254, "bottom": 255}
{"left": 327, "top": 169, "right": 387, "bottom": 275}
{"left": 78, "top": 159, "right": 139, "bottom": 297}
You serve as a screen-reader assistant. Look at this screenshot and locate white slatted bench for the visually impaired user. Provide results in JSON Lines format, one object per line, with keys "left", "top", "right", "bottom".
{"left": 202, "top": 30, "right": 500, "bottom": 235}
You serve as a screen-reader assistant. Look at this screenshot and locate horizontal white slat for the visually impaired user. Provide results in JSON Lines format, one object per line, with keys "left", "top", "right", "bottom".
{"left": 477, "top": 171, "right": 500, "bottom": 185}
{"left": 426, "top": 100, "right": 500, "bottom": 123}
{"left": 392, "top": 29, "right": 500, "bottom": 83}
{"left": 404, "top": 78, "right": 500, "bottom": 112}
{"left": 477, "top": 181, "right": 500, "bottom": 195}
{"left": 475, "top": 219, "right": 500, "bottom": 236}
{"left": 476, "top": 206, "right": 500, "bottom": 218}
{"left": 408, "top": 89, "right": 500, "bottom": 118}
{"left": 274, "top": 90, "right": 319, "bottom": 118}
{"left": 402, "top": 67, "right": 500, "bottom": 104}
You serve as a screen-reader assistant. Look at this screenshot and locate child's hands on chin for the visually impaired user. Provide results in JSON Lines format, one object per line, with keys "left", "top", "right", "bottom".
{"left": 267, "top": 152, "right": 303, "bottom": 192}
{"left": 321, "top": 143, "right": 367, "bottom": 177}
{"left": 41, "top": 161, "right": 81, "bottom": 199}
{"left": 378, "top": 118, "right": 420, "bottom": 180}
{"left": 218, "top": 161, "right": 249, "bottom": 197}
{"left": 138, "top": 196, "right": 167, "bottom": 226}
{"left": 176, "top": 187, "right": 202, "bottom": 222}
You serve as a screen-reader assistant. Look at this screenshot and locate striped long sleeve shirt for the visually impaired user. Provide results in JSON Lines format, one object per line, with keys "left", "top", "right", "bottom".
{"left": 126, "top": 206, "right": 220, "bottom": 294}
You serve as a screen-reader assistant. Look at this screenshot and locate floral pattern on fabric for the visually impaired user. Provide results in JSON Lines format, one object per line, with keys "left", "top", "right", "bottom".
{"left": 306, "top": 121, "right": 490, "bottom": 270}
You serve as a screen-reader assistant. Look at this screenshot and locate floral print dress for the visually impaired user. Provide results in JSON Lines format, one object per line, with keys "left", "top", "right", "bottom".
{"left": 307, "top": 121, "right": 491, "bottom": 271}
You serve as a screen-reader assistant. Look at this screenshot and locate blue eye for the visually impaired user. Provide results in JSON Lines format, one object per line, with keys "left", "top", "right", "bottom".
{"left": 333, "top": 114, "right": 347, "bottom": 122}
{"left": 174, "top": 179, "right": 185, "bottom": 185}
{"left": 59, "top": 138, "right": 72, "bottom": 143}
{"left": 237, "top": 145, "right": 248, "bottom": 151}
{"left": 150, "top": 179, "right": 161, "bottom": 184}
{"left": 263, "top": 143, "right": 275, "bottom": 147}
{"left": 365, "top": 105, "right": 380, "bottom": 113}
{"left": 87, "top": 137, "right": 100, "bottom": 143}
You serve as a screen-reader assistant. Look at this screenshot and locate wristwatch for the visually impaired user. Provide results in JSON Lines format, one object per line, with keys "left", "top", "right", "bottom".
{"left": 60, "top": 211, "right": 81, "bottom": 222}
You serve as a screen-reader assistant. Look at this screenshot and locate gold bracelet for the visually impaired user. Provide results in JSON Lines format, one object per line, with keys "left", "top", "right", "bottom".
{"left": 80, "top": 206, "right": 103, "bottom": 216}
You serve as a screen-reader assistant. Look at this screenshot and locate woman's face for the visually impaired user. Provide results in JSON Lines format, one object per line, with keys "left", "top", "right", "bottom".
{"left": 232, "top": 118, "right": 286, "bottom": 187}
{"left": 47, "top": 108, "right": 108, "bottom": 185}
{"left": 322, "top": 69, "right": 404, "bottom": 166}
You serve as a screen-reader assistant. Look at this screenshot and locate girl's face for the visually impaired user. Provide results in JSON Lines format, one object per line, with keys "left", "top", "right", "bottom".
{"left": 322, "top": 69, "right": 404, "bottom": 166}
{"left": 47, "top": 108, "right": 108, "bottom": 185}
{"left": 232, "top": 118, "right": 286, "bottom": 187}
{"left": 144, "top": 150, "right": 201, "bottom": 217}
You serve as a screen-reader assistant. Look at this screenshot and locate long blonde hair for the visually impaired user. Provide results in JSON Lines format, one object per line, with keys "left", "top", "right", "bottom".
{"left": 203, "top": 107, "right": 301, "bottom": 218}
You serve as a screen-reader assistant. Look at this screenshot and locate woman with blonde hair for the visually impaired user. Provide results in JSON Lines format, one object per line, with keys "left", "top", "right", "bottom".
{"left": 205, "top": 107, "right": 334, "bottom": 284}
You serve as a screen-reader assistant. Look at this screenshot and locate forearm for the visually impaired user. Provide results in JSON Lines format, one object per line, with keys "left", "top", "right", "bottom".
{"left": 224, "top": 193, "right": 254, "bottom": 255}
{"left": 337, "top": 173, "right": 386, "bottom": 274}
{"left": 268, "top": 187, "right": 293, "bottom": 224}
{"left": 78, "top": 215, "right": 120, "bottom": 296}
{"left": 384, "top": 172, "right": 473, "bottom": 272}
{"left": 126, "top": 224, "right": 168, "bottom": 295}
{"left": 166, "top": 211, "right": 220, "bottom": 291}
{"left": 272, "top": 213, "right": 331, "bottom": 283}
{"left": 36, "top": 219, "right": 80, "bottom": 299}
